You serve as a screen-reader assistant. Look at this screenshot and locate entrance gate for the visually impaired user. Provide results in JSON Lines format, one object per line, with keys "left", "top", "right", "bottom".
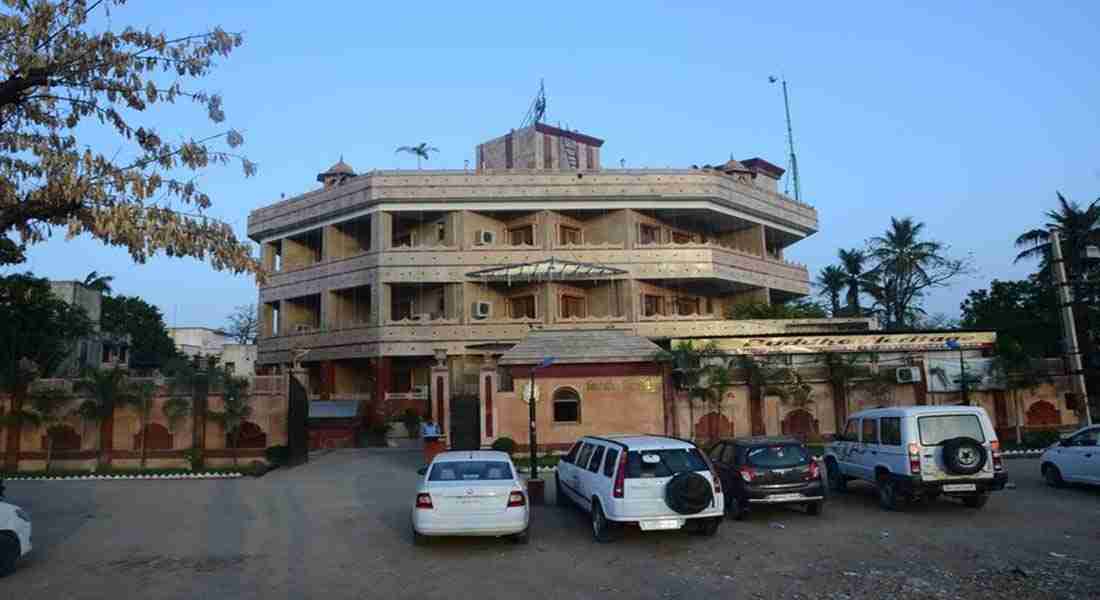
{"left": 449, "top": 393, "right": 481, "bottom": 451}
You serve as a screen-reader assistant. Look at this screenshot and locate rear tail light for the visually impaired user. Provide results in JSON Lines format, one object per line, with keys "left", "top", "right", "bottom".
{"left": 991, "top": 440, "right": 1003, "bottom": 471}
{"left": 508, "top": 491, "right": 526, "bottom": 507}
{"left": 415, "top": 493, "right": 433, "bottom": 509}
{"left": 738, "top": 466, "right": 756, "bottom": 483}
{"left": 807, "top": 460, "right": 820, "bottom": 480}
{"left": 612, "top": 450, "right": 628, "bottom": 498}
{"left": 908, "top": 442, "right": 921, "bottom": 475}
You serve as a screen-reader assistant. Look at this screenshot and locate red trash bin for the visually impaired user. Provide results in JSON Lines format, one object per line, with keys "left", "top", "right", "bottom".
{"left": 423, "top": 436, "right": 446, "bottom": 465}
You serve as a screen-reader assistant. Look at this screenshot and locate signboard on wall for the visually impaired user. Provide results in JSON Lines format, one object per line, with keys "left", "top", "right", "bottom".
{"left": 675, "top": 331, "right": 996, "bottom": 355}
{"left": 925, "top": 358, "right": 1004, "bottom": 392}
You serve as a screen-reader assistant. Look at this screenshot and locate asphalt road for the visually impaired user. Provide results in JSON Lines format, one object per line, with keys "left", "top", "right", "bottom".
{"left": 2, "top": 452, "right": 1098, "bottom": 600}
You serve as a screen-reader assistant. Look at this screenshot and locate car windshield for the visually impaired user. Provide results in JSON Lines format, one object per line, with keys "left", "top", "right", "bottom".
{"left": 625, "top": 448, "right": 708, "bottom": 479}
{"left": 745, "top": 444, "right": 810, "bottom": 469}
{"left": 428, "top": 460, "right": 513, "bottom": 481}
{"left": 918, "top": 415, "right": 986, "bottom": 446}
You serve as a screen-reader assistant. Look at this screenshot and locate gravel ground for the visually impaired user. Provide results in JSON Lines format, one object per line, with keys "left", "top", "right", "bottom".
{"left": 1, "top": 453, "right": 1098, "bottom": 600}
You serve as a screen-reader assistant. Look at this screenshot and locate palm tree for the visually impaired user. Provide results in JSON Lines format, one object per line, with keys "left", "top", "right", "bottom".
{"left": 122, "top": 380, "right": 158, "bottom": 469}
{"left": 82, "top": 271, "right": 114, "bottom": 295}
{"left": 395, "top": 143, "right": 439, "bottom": 169}
{"left": 207, "top": 376, "right": 253, "bottom": 466}
{"left": 162, "top": 395, "right": 192, "bottom": 442}
{"left": 654, "top": 342, "right": 714, "bottom": 440}
{"left": 1, "top": 386, "right": 75, "bottom": 473}
{"left": 815, "top": 265, "right": 847, "bottom": 316}
{"left": 821, "top": 353, "right": 865, "bottom": 431}
{"left": 837, "top": 248, "right": 872, "bottom": 315}
{"left": 701, "top": 361, "right": 736, "bottom": 441}
{"left": 1014, "top": 193, "right": 1100, "bottom": 281}
{"left": 991, "top": 339, "right": 1051, "bottom": 444}
{"left": 735, "top": 355, "right": 784, "bottom": 436}
{"left": 75, "top": 367, "right": 132, "bottom": 470}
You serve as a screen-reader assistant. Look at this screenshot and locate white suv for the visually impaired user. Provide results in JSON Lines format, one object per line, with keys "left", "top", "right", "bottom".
{"left": 555, "top": 435, "right": 724, "bottom": 542}
{"left": 824, "top": 406, "right": 1007, "bottom": 510}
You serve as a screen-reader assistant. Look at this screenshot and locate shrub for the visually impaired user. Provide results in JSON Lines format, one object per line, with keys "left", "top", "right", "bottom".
{"left": 265, "top": 445, "right": 290, "bottom": 466}
{"left": 182, "top": 447, "right": 203, "bottom": 471}
{"left": 1022, "top": 429, "right": 1062, "bottom": 449}
{"left": 401, "top": 408, "right": 421, "bottom": 438}
{"left": 491, "top": 437, "right": 517, "bottom": 454}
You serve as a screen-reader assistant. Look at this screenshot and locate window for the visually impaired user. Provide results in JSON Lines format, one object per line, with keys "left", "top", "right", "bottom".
{"left": 723, "top": 444, "right": 738, "bottom": 464}
{"left": 429, "top": 460, "right": 513, "bottom": 481}
{"left": 708, "top": 443, "right": 725, "bottom": 461}
{"left": 563, "top": 441, "right": 582, "bottom": 464}
{"left": 393, "top": 232, "right": 413, "bottom": 247}
{"left": 559, "top": 225, "right": 582, "bottom": 246}
{"left": 392, "top": 299, "right": 414, "bottom": 321}
{"left": 642, "top": 294, "right": 665, "bottom": 317}
{"left": 508, "top": 225, "right": 535, "bottom": 246}
{"left": 676, "top": 297, "right": 699, "bottom": 316}
{"left": 917, "top": 415, "right": 985, "bottom": 446}
{"left": 880, "top": 417, "right": 902, "bottom": 446}
{"left": 436, "top": 222, "right": 446, "bottom": 242}
{"left": 553, "top": 387, "right": 581, "bottom": 422}
{"left": 509, "top": 295, "right": 536, "bottom": 319}
{"left": 842, "top": 419, "right": 858, "bottom": 441}
{"left": 639, "top": 224, "right": 660, "bottom": 245}
{"left": 625, "top": 449, "right": 708, "bottom": 479}
{"left": 575, "top": 443, "right": 594, "bottom": 469}
{"left": 587, "top": 445, "right": 605, "bottom": 473}
{"left": 672, "top": 231, "right": 694, "bottom": 245}
{"left": 561, "top": 295, "right": 587, "bottom": 319}
{"left": 745, "top": 445, "right": 810, "bottom": 469}
{"left": 585, "top": 145, "right": 595, "bottom": 169}
{"left": 862, "top": 418, "right": 878, "bottom": 444}
{"left": 603, "top": 448, "right": 619, "bottom": 477}
{"left": 1069, "top": 428, "right": 1100, "bottom": 447}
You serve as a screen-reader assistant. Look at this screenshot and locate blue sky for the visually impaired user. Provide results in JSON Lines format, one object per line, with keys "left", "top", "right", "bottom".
{"left": 13, "top": 1, "right": 1100, "bottom": 327}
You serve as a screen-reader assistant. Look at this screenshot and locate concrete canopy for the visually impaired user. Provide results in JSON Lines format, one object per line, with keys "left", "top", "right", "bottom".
{"left": 499, "top": 329, "right": 663, "bottom": 366}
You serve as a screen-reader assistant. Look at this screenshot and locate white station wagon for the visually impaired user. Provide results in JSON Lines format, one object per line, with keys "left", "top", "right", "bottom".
{"left": 411, "top": 451, "right": 529, "bottom": 545}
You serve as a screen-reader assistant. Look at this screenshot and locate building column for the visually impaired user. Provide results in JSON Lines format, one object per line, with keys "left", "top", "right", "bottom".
{"left": 480, "top": 355, "right": 499, "bottom": 447}
{"left": 371, "top": 211, "right": 392, "bottom": 252}
{"left": 431, "top": 351, "right": 450, "bottom": 448}
{"left": 370, "top": 356, "right": 391, "bottom": 426}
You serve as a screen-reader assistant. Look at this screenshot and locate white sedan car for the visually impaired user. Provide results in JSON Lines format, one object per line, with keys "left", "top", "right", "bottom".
{"left": 0, "top": 500, "right": 31, "bottom": 577}
{"left": 411, "top": 450, "right": 529, "bottom": 545}
{"left": 1041, "top": 425, "right": 1100, "bottom": 487}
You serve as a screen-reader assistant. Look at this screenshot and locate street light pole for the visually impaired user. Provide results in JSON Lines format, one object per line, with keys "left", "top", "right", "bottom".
{"left": 1050, "top": 230, "right": 1092, "bottom": 426}
{"left": 528, "top": 357, "right": 555, "bottom": 478}
{"left": 946, "top": 339, "right": 969, "bottom": 405}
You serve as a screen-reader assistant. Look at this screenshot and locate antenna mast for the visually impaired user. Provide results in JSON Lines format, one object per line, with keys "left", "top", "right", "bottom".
{"left": 770, "top": 76, "right": 801, "bottom": 202}
{"left": 520, "top": 79, "right": 547, "bottom": 128}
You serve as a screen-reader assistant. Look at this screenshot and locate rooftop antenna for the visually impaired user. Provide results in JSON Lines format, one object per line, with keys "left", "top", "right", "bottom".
{"left": 520, "top": 79, "right": 547, "bottom": 128}
{"left": 769, "top": 75, "right": 801, "bottom": 202}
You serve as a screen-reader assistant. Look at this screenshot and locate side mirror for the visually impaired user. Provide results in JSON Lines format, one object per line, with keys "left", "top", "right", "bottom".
{"left": 416, "top": 466, "right": 428, "bottom": 476}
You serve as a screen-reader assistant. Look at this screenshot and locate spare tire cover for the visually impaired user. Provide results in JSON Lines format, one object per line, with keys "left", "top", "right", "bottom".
{"left": 665, "top": 472, "right": 714, "bottom": 515}
{"left": 941, "top": 437, "right": 987, "bottom": 476}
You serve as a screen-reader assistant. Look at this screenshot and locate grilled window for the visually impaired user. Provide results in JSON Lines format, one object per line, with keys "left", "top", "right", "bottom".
{"left": 509, "top": 295, "right": 536, "bottom": 319}
{"left": 553, "top": 387, "right": 581, "bottom": 423}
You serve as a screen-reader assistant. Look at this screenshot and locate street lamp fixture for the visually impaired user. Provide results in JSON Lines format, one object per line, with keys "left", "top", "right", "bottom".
{"left": 528, "top": 356, "right": 555, "bottom": 479}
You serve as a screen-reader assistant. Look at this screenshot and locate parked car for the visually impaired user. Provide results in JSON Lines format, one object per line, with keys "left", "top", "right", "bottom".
{"left": 555, "top": 435, "right": 723, "bottom": 542}
{"left": 707, "top": 436, "right": 825, "bottom": 520}
{"left": 824, "top": 406, "right": 1007, "bottom": 510}
{"left": 1040, "top": 425, "right": 1100, "bottom": 487}
{"left": 410, "top": 450, "right": 529, "bottom": 545}
{"left": 0, "top": 500, "right": 31, "bottom": 577}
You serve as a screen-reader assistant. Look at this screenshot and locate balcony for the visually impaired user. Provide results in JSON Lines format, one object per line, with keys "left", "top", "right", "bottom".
{"left": 326, "top": 284, "right": 371, "bottom": 331}
{"left": 389, "top": 283, "right": 460, "bottom": 325}
{"left": 392, "top": 211, "right": 459, "bottom": 251}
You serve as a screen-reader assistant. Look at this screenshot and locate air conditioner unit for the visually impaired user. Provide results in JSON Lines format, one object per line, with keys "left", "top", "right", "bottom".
{"left": 474, "top": 230, "right": 496, "bottom": 246}
{"left": 471, "top": 301, "right": 492, "bottom": 319}
{"left": 896, "top": 366, "right": 922, "bottom": 384}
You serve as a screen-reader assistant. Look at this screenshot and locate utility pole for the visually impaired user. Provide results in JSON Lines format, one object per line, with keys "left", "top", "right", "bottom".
{"left": 769, "top": 76, "right": 801, "bottom": 202}
{"left": 1051, "top": 230, "right": 1092, "bottom": 425}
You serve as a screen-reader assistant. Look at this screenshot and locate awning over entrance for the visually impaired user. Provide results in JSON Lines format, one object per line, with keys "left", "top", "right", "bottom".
{"left": 500, "top": 329, "right": 663, "bottom": 366}
{"left": 466, "top": 258, "right": 626, "bottom": 283}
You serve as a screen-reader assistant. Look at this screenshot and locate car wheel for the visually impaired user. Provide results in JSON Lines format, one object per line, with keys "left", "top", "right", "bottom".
{"left": 591, "top": 501, "right": 617, "bottom": 543}
{"left": 877, "top": 477, "right": 899, "bottom": 511}
{"left": 806, "top": 501, "right": 824, "bottom": 516}
{"left": 962, "top": 493, "right": 989, "bottom": 509}
{"left": 555, "top": 475, "right": 570, "bottom": 507}
{"left": 510, "top": 527, "right": 530, "bottom": 545}
{"left": 1043, "top": 464, "right": 1065, "bottom": 488}
{"left": 726, "top": 495, "right": 746, "bottom": 521}
{"left": 692, "top": 517, "right": 721, "bottom": 537}
{"left": 0, "top": 533, "right": 20, "bottom": 577}
{"left": 827, "top": 460, "right": 847, "bottom": 493}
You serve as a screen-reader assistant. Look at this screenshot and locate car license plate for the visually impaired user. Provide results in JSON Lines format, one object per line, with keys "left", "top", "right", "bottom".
{"left": 639, "top": 519, "right": 683, "bottom": 531}
{"left": 769, "top": 493, "right": 804, "bottom": 501}
{"left": 943, "top": 483, "right": 977, "bottom": 492}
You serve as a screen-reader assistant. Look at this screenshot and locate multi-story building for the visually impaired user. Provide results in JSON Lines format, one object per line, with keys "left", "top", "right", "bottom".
{"left": 167, "top": 327, "right": 257, "bottom": 377}
{"left": 248, "top": 122, "right": 858, "bottom": 435}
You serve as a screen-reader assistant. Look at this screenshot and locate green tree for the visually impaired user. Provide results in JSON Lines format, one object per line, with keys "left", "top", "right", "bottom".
{"left": 655, "top": 341, "right": 717, "bottom": 440}
{"left": 960, "top": 276, "right": 1062, "bottom": 358}
{"left": 75, "top": 367, "right": 133, "bottom": 470}
{"left": 866, "top": 217, "right": 971, "bottom": 330}
{"left": 225, "top": 304, "right": 258, "bottom": 344}
{"left": 101, "top": 295, "right": 179, "bottom": 369}
{"left": 162, "top": 395, "right": 192, "bottom": 440}
{"left": 820, "top": 353, "right": 868, "bottom": 431}
{"left": 701, "top": 361, "right": 737, "bottom": 441}
{"left": 0, "top": 1, "right": 259, "bottom": 277}
{"left": 815, "top": 265, "right": 847, "bottom": 316}
{"left": 838, "top": 248, "right": 874, "bottom": 315}
{"left": 991, "top": 339, "right": 1051, "bottom": 444}
{"left": 82, "top": 271, "right": 114, "bottom": 295}
{"left": 207, "top": 376, "right": 252, "bottom": 466}
{"left": 395, "top": 143, "right": 439, "bottom": 169}
{"left": 121, "top": 379, "right": 158, "bottom": 469}
{"left": 0, "top": 385, "right": 75, "bottom": 473}
{"left": 727, "top": 299, "right": 827, "bottom": 320}
{"left": 733, "top": 355, "right": 787, "bottom": 435}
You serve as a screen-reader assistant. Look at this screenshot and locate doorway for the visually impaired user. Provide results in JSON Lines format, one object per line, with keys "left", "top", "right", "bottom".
{"left": 449, "top": 393, "right": 481, "bottom": 450}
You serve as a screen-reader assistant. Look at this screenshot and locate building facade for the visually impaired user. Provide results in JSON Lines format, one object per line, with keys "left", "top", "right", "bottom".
{"left": 248, "top": 123, "right": 870, "bottom": 441}
{"left": 48, "top": 280, "right": 129, "bottom": 376}
{"left": 168, "top": 327, "right": 257, "bottom": 377}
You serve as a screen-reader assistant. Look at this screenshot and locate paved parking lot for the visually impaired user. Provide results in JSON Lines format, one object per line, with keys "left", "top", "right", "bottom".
{"left": 2, "top": 451, "right": 1099, "bottom": 599}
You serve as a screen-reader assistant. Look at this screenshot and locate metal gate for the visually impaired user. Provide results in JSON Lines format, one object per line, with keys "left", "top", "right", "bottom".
{"left": 449, "top": 394, "right": 481, "bottom": 451}
{"left": 287, "top": 375, "right": 309, "bottom": 465}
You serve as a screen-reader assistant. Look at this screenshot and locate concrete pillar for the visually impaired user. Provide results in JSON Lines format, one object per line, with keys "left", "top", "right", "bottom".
{"left": 371, "top": 283, "right": 390, "bottom": 326}
{"left": 371, "top": 356, "right": 391, "bottom": 426}
{"left": 431, "top": 355, "right": 450, "bottom": 448}
{"left": 371, "top": 211, "right": 392, "bottom": 251}
{"left": 480, "top": 355, "right": 499, "bottom": 447}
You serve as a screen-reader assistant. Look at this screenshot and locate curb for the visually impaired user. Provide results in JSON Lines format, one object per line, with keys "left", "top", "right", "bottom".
{"left": 3, "top": 472, "right": 244, "bottom": 481}
{"left": 1001, "top": 450, "right": 1044, "bottom": 459}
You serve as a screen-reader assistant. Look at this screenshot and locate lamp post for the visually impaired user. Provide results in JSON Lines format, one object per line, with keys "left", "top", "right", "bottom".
{"left": 529, "top": 356, "right": 555, "bottom": 478}
{"left": 945, "top": 339, "right": 969, "bottom": 405}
